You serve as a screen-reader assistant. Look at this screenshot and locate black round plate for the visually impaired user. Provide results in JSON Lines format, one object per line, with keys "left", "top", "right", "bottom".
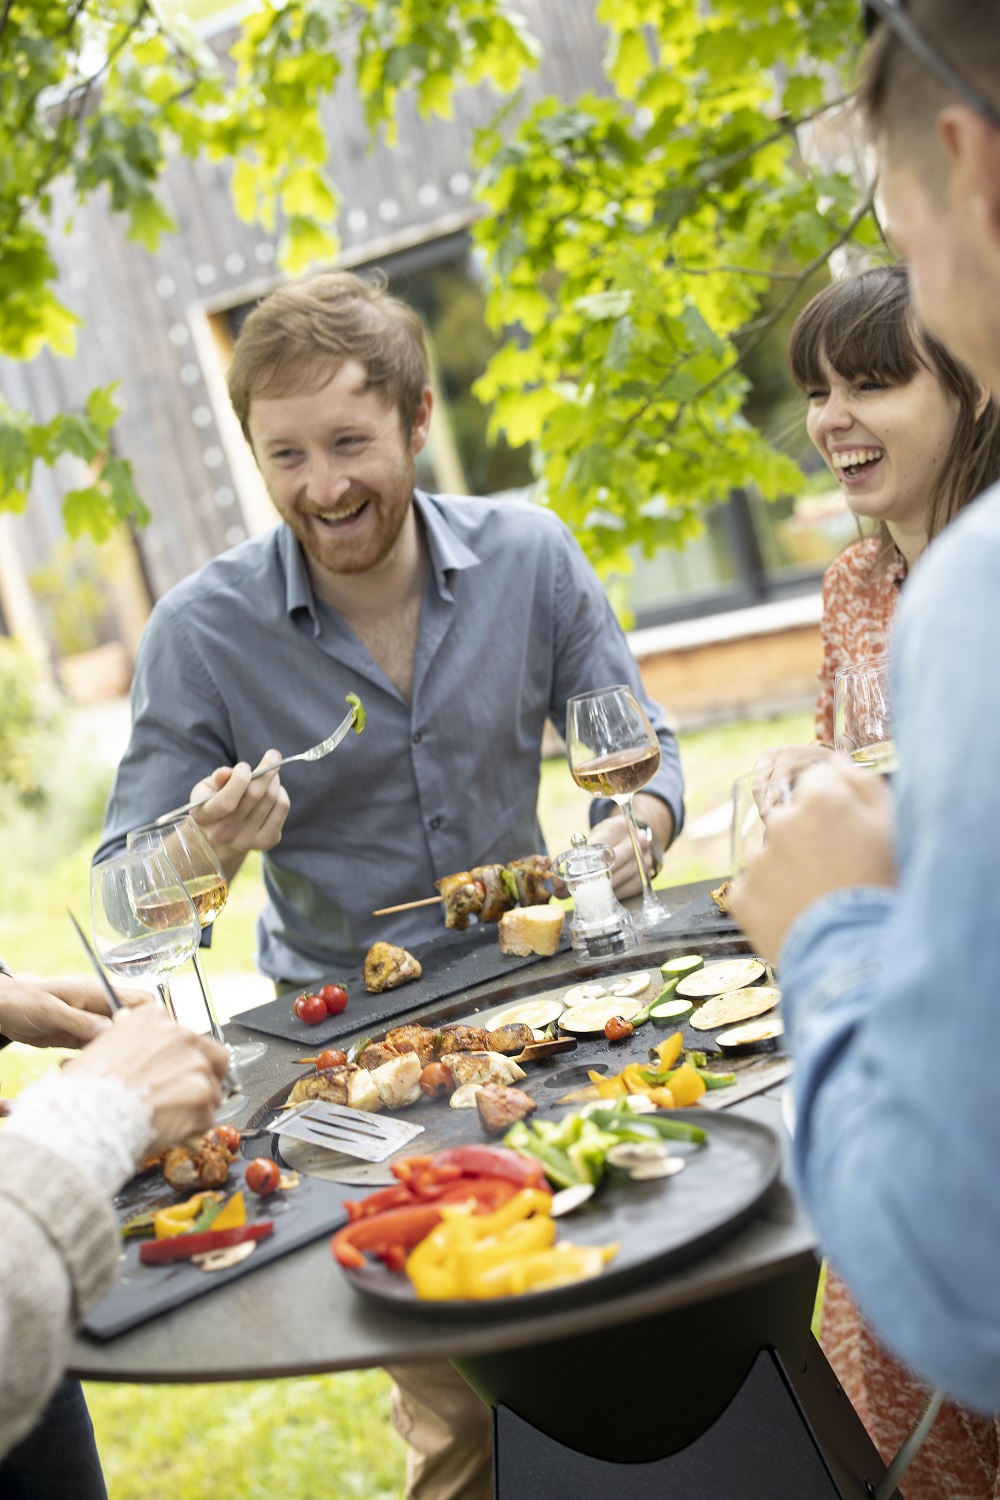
{"left": 340, "top": 1108, "right": 781, "bottom": 1318}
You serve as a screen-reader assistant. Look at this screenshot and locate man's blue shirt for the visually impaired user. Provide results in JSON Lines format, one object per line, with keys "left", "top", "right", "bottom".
{"left": 97, "top": 491, "right": 683, "bottom": 986}
{"left": 779, "top": 482, "right": 1000, "bottom": 1409}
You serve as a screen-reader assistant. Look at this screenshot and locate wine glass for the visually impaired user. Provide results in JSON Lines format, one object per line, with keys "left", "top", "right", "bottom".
{"left": 833, "top": 657, "right": 897, "bottom": 773}
{"left": 128, "top": 815, "right": 267, "bottom": 1067}
{"left": 731, "top": 771, "right": 766, "bottom": 877}
{"left": 90, "top": 849, "right": 201, "bottom": 1025}
{"left": 731, "top": 765, "right": 793, "bottom": 875}
{"left": 566, "top": 685, "right": 670, "bottom": 933}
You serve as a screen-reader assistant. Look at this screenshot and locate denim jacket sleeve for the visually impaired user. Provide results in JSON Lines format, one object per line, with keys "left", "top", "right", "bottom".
{"left": 777, "top": 487, "right": 1000, "bottom": 1410}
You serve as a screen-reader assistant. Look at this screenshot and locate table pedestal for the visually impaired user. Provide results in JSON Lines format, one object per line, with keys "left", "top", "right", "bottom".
{"left": 454, "top": 1255, "right": 898, "bottom": 1499}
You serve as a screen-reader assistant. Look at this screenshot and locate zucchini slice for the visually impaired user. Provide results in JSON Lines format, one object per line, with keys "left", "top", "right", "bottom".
{"left": 659, "top": 954, "right": 703, "bottom": 981}
{"left": 649, "top": 996, "right": 694, "bottom": 1023}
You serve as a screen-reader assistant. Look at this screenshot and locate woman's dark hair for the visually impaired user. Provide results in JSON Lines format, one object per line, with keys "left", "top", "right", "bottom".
{"left": 789, "top": 262, "right": 1000, "bottom": 546}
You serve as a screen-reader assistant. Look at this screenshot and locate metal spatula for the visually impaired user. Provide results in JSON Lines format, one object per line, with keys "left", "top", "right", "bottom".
{"left": 270, "top": 1102, "right": 425, "bottom": 1162}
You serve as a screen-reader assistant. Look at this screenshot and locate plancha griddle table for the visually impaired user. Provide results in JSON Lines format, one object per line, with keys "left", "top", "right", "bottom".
{"left": 67, "top": 879, "right": 898, "bottom": 1499}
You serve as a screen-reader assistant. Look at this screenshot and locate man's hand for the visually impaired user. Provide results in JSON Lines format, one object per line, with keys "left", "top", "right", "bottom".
{"left": 729, "top": 760, "right": 897, "bottom": 962}
{"left": 64, "top": 1005, "right": 229, "bottom": 1151}
{"left": 0, "top": 974, "right": 151, "bottom": 1050}
{"left": 751, "top": 743, "right": 835, "bottom": 818}
{"left": 590, "top": 794, "right": 675, "bottom": 901}
{"left": 190, "top": 748, "right": 290, "bottom": 878}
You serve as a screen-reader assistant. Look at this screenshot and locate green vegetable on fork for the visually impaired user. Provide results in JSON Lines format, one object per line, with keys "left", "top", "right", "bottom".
{"left": 346, "top": 693, "right": 366, "bottom": 734}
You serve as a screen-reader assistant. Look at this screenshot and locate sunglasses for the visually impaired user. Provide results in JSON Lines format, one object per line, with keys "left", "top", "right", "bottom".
{"left": 862, "top": 0, "right": 1000, "bottom": 130}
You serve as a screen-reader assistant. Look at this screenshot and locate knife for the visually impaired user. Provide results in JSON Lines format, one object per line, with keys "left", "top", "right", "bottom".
{"left": 67, "top": 908, "right": 123, "bottom": 1012}
{"left": 67, "top": 908, "right": 241, "bottom": 1100}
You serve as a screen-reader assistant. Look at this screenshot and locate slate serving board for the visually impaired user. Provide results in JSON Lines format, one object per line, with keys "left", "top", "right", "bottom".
{"left": 230, "top": 922, "right": 572, "bottom": 1046}
{"left": 83, "top": 1153, "right": 348, "bottom": 1340}
{"left": 654, "top": 875, "right": 738, "bottom": 940}
{"left": 342, "top": 1108, "right": 781, "bottom": 1318}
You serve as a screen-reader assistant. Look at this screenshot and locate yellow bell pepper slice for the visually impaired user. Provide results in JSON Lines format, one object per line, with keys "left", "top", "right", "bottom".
{"left": 653, "top": 1032, "right": 684, "bottom": 1071}
{"left": 589, "top": 1069, "right": 628, "bottom": 1099}
{"left": 507, "top": 1242, "right": 620, "bottom": 1295}
{"left": 646, "top": 1085, "right": 676, "bottom": 1109}
{"left": 662, "top": 1063, "right": 706, "bottom": 1107}
{"left": 211, "top": 1190, "right": 246, "bottom": 1232}
{"left": 621, "top": 1063, "right": 654, "bottom": 1095}
{"left": 153, "top": 1192, "right": 219, "bottom": 1240}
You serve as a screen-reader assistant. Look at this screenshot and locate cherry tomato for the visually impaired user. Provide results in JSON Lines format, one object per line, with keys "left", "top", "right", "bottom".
{"left": 316, "top": 1048, "right": 348, "bottom": 1070}
{"left": 212, "top": 1124, "right": 241, "bottom": 1153}
{"left": 317, "top": 983, "right": 349, "bottom": 1016}
{"left": 293, "top": 991, "right": 328, "bottom": 1025}
{"left": 245, "top": 1157, "right": 281, "bottom": 1195}
{"left": 419, "top": 1061, "right": 454, "bottom": 1099}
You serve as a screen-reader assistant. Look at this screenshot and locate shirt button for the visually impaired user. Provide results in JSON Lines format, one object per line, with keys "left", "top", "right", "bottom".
{"left": 429, "top": 816, "right": 442, "bottom": 831}
{"left": 412, "top": 731, "right": 422, "bottom": 744}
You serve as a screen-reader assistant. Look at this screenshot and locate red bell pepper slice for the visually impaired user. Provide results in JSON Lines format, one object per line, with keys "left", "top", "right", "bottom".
{"left": 429, "top": 1146, "right": 551, "bottom": 1192}
{"left": 139, "top": 1221, "right": 273, "bottom": 1264}
{"left": 391, "top": 1155, "right": 433, "bottom": 1183}
{"left": 331, "top": 1204, "right": 446, "bottom": 1269}
{"left": 345, "top": 1183, "right": 419, "bottom": 1220}
{"left": 435, "top": 1178, "right": 519, "bottom": 1212}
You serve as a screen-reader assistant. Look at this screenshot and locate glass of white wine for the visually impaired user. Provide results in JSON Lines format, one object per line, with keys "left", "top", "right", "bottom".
{"left": 833, "top": 657, "right": 897, "bottom": 773}
{"left": 128, "top": 815, "right": 267, "bottom": 1067}
{"left": 566, "top": 685, "right": 670, "bottom": 933}
{"left": 90, "top": 849, "right": 201, "bottom": 1023}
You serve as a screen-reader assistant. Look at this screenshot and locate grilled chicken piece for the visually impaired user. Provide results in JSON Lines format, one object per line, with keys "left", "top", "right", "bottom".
{"left": 358, "top": 1041, "right": 401, "bottom": 1071}
{"left": 162, "top": 1139, "right": 233, "bottom": 1191}
{"left": 709, "top": 880, "right": 732, "bottom": 914}
{"left": 364, "top": 942, "right": 423, "bottom": 993}
{"left": 471, "top": 863, "right": 515, "bottom": 924}
{"left": 370, "top": 1053, "right": 423, "bottom": 1108}
{"left": 347, "top": 1069, "right": 381, "bottom": 1113}
{"left": 435, "top": 1024, "right": 488, "bottom": 1053}
{"left": 434, "top": 872, "right": 483, "bottom": 930}
{"left": 476, "top": 1084, "right": 537, "bottom": 1137}
{"left": 487, "top": 1023, "right": 536, "bottom": 1055}
{"left": 287, "top": 1066, "right": 351, "bottom": 1107}
{"left": 441, "top": 1051, "right": 527, "bottom": 1088}
{"left": 385, "top": 1024, "right": 438, "bottom": 1067}
{"left": 506, "top": 855, "right": 554, "bottom": 906}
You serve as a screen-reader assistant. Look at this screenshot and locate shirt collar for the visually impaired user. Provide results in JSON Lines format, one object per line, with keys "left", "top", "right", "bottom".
{"left": 413, "top": 490, "right": 480, "bottom": 600}
{"left": 279, "top": 524, "right": 320, "bottom": 630}
{"left": 279, "top": 491, "right": 481, "bottom": 623}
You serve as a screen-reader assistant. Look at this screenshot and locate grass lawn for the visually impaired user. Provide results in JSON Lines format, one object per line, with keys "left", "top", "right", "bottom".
{"left": 0, "top": 702, "right": 813, "bottom": 1498}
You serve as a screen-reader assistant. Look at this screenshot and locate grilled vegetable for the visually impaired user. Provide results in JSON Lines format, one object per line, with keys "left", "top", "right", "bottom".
{"left": 346, "top": 692, "right": 366, "bottom": 733}
{"left": 140, "top": 1221, "right": 274, "bottom": 1264}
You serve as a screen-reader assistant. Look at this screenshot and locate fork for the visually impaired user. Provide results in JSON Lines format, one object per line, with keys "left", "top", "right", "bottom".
{"left": 154, "top": 704, "right": 359, "bottom": 826}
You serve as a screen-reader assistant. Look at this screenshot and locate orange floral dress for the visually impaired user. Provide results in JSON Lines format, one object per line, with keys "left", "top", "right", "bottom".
{"left": 817, "top": 537, "right": 1000, "bottom": 1500}
{"left": 815, "top": 536, "right": 905, "bottom": 745}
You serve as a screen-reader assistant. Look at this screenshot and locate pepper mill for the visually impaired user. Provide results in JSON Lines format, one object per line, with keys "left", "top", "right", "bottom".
{"left": 551, "top": 832, "right": 638, "bottom": 964}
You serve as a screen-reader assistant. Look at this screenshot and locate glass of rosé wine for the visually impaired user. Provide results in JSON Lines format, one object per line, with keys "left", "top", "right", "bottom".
{"left": 566, "top": 685, "right": 669, "bottom": 933}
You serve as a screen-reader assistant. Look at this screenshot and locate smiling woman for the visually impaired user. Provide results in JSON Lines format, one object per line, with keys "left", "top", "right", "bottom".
{"left": 787, "top": 262, "right": 1000, "bottom": 744}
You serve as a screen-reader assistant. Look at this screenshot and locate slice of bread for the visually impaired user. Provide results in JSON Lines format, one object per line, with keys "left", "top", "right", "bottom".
{"left": 498, "top": 904, "right": 564, "bottom": 957}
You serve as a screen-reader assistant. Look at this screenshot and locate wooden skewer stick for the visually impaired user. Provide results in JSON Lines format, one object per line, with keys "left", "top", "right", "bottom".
{"left": 371, "top": 894, "right": 445, "bottom": 916}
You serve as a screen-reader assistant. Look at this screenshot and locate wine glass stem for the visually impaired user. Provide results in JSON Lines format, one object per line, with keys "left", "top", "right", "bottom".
{"left": 620, "top": 795, "right": 660, "bottom": 910}
{"left": 155, "top": 981, "right": 177, "bottom": 1022}
{"left": 191, "top": 950, "right": 227, "bottom": 1049}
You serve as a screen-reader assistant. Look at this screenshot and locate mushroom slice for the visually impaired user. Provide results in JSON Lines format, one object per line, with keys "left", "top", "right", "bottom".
{"left": 563, "top": 983, "right": 607, "bottom": 1007}
{"left": 608, "top": 973, "right": 651, "bottom": 999}
{"left": 606, "top": 1141, "right": 672, "bottom": 1172}
{"left": 549, "top": 1183, "right": 596, "bottom": 1217}
{"left": 629, "top": 1158, "right": 686, "bottom": 1181}
{"left": 449, "top": 1084, "right": 484, "bottom": 1109}
{"left": 192, "top": 1240, "right": 259, "bottom": 1273}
